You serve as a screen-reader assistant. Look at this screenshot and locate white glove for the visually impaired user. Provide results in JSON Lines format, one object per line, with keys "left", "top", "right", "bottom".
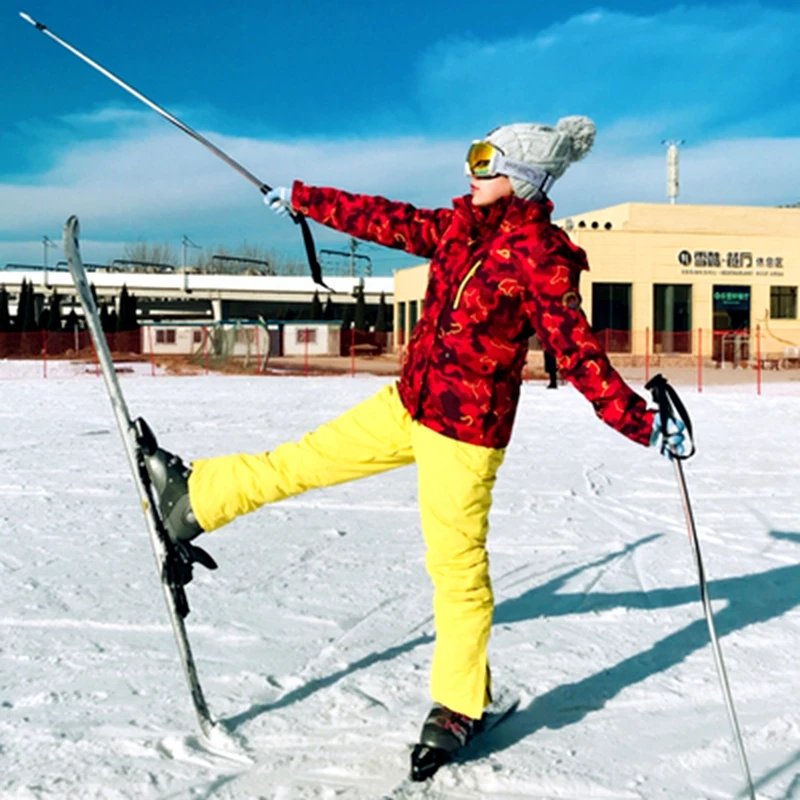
{"left": 264, "top": 186, "right": 292, "bottom": 217}
{"left": 650, "top": 416, "right": 686, "bottom": 458}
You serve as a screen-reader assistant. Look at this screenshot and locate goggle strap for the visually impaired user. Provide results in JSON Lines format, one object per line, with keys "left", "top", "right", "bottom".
{"left": 497, "top": 157, "right": 555, "bottom": 194}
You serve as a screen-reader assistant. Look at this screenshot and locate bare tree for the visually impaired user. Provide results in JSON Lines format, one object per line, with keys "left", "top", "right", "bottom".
{"left": 196, "top": 244, "right": 306, "bottom": 276}
{"left": 115, "top": 240, "right": 307, "bottom": 276}
{"left": 120, "top": 241, "right": 179, "bottom": 271}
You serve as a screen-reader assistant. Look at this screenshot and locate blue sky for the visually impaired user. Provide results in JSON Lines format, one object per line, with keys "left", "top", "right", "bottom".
{"left": 2, "top": 0, "right": 799, "bottom": 276}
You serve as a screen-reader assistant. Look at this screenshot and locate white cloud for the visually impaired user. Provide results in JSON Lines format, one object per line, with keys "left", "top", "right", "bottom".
{"left": 0, "top": 114, "right": 470, "bottom": 232}
{"left": 0, "top": 118, "right": 467, "bottom": 268}
{"left": 2, "top": 114, "right": 800, "bottom": 271}
{"left": 61, "top": 106, "right": 158, "bottom": 127}
{"left": 553, "top": 136, "right": 800, "bottom": 212}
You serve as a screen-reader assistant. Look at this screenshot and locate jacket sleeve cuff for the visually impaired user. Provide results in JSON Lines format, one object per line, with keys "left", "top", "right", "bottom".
{"left": 638, "top": 408, "right": 658, "bottom": 447}
{"left": 291, "top": 180, "right": 310, "bottom": 214}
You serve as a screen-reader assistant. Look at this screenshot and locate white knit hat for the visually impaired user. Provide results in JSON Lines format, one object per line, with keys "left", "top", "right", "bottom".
{"left": 485, "top": 116, "right": 596, "bottom": 200}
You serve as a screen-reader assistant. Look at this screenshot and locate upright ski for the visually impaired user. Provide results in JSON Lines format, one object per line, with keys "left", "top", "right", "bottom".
{"left": 63, "top": 215, "right": 241, "bottom": 757}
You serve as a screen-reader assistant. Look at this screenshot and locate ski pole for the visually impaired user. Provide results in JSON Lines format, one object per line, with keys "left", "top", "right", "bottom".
{"left": 645, "top": 374, "right": 756, "bottom": 800}
{"left": 20, "top": 11, "right": 331, "bottom": 291}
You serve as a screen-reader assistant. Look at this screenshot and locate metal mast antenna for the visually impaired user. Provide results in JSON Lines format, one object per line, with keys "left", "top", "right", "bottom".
{"left": 662, "top": 140, "right": 685, "bottom": 204}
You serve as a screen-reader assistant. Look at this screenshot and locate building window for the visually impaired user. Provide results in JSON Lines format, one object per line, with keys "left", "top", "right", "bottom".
{"left": 296, "top": 328, "right": 317, "bottom": 344}
{"left": 770, "top": 286, "right": 797, "bottom": 319}
{"left": 653, "top": 285, "right": 692, "bottom": 353}
{"left": 193, "top": 329, "right": 203, "bottom": 343}
{"left": 591, "top": 282, "right": 632, "bottom": 352}
{"left": 396, "top": 301, "right": 407, "bottom": 347}
{"left": 155, "top": 329, "right": 176, "bottom": 344}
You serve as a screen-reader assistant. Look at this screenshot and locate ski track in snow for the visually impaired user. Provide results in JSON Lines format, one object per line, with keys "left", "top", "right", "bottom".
{"left": 0, "top": 370, "right": 799, "bottom": 798}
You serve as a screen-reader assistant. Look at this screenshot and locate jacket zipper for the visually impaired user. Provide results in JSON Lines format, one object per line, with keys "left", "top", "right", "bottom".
{"left": 453, "top": 260, "right": 482, "bottom": 310}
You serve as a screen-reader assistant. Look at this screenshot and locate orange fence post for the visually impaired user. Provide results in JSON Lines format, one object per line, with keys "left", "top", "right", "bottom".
{"left": 756, "top": 324, "right": 762, "bottom": 396}
{"left": 203, "top": 326, "right": 209, "bottom": 375}
{"left": 350, "top": 327, "right": 356, "bottom": 377}
{"left": 697, "top": 328, "right": 703, "bottom": 393}
{"left": 42, "top": 329, "right": 47, "bottom": 379}
{"left": 304, "top": 328, "right": 309, "bottom": 376}
{"left": 397, "top": 330, "right": 404, "bottom": 372}
{"left": 91, "top": 336, "right": 100, "bottom": 377}
{"left": 147, "top": 326, "right": 155, "bottom": 377}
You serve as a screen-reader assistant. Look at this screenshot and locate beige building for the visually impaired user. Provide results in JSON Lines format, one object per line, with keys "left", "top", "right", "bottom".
{"left": 393, "top": 203, "right": 800, "bottom": 367}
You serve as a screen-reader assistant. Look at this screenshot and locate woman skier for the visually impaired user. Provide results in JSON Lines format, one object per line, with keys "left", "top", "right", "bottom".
{"left": 144, "top": 115, "right": 684, "bottom": 779}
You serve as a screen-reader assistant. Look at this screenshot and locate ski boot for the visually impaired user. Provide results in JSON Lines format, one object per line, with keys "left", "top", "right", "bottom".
{"left": 136, "top": 418, "right": 216, "bottom": 584}
{"left": 410, "top": 703, "right": 478, "bottom": 781}
{"left": 141, "top": 445, "right": 203, "bottom": 543}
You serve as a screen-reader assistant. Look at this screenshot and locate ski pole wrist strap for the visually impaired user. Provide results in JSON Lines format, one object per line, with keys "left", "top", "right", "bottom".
{"left": 293, "top": 212, "right": 334, "bottom": 292}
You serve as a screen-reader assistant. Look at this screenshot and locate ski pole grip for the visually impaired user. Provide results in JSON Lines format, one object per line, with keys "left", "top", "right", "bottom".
{"left": 644, "top": 373, "right": 696, "bottom": 460}
{"left": 645, "top": 374, "right": 672, "bottom": 438}
{"left": 257, "top": 184, "right": 333, "bottom": 292}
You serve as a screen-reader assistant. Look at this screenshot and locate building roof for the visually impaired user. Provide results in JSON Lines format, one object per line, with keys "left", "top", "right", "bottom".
{"left": 0, "top": 270, "right": 394, "bottom": 302}
{"left": 555, "top": 202, "right": 800, "bottom": 237}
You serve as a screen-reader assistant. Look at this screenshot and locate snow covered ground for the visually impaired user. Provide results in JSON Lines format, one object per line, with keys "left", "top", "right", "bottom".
{"left": 1, "top": 367, "right": 798, "bottom": 799}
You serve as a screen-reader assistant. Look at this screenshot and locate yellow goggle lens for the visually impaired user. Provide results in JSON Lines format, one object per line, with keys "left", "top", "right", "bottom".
{"left": 466, "top": 141, "right": 500, "bottom": 177}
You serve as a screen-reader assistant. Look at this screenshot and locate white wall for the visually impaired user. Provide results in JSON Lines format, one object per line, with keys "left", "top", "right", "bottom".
{"left": 140, "top": 325, "right": 202, "bottom": 355}
{"left": 283, "top": 323, "right": 340, "bottom": 356}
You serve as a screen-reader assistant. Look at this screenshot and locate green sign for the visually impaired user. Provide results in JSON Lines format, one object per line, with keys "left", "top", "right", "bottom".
{"left": 713, "top": 290, "right": 750, "bottom": 310}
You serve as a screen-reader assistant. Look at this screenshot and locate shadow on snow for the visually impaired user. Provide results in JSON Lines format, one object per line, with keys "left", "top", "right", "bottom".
{"left": 222, "top": 530, "right": 800, "bottom": 795}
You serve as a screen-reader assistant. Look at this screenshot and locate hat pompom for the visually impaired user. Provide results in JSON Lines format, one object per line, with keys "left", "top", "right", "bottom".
{"left": 555, "top": 116, "right": 596, "bottom": 163}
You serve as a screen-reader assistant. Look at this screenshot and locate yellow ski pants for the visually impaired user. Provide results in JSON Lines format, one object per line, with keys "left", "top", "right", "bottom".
{"left": 188, "top": 383, "right": 505, "bottom": 719}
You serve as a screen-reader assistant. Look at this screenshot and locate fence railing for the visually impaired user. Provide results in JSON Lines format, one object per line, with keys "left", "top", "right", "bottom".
{"left": 0, "top": 329, "right": 141, "bottom": 358}
{"left": 4, "top": 325, "right": 800, "bottom": 394}
{"left": 0, "top": 327, "right": 393, "bottom": 379}
{"left": 585, "top": 325, "right": 800, "bottom": 395}
{"left": 592, "top": 326, "right": 800, "bottom": 365}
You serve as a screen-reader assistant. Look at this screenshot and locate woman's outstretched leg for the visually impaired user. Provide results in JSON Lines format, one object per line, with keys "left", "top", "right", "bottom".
{"left": 147, "top": 383, "right": 415, "bottom": 537}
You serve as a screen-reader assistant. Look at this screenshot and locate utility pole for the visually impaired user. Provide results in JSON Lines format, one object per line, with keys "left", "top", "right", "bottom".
{"left": 42, "top": 235, "right": 58, "bottom": 288}
{"left": 182, "top": 235, "right": 202, "bottom": 294}
{"left": 181, "top": 234, "right": 202, "bottom": 270}
{"left": 319, "top": 248, "right": 372, "bottom": 278}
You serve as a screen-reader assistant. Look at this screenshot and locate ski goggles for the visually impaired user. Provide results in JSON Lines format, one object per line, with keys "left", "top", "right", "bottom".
{"left": 465, "top": 140, "right": 555, "bottom": 194}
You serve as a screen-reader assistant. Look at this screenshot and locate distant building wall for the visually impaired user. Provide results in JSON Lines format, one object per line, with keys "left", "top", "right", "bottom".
{"left": 140, "top": 321, "right": 281, "bottom": 357}
{"left": 393, "top": 264, "right": 429, "bottom": 350}
{"left": 391, "top": 203, "right": 800, "bottom": 362}
{"left": 282, "top": 322, "right": 340, "bottom": 356}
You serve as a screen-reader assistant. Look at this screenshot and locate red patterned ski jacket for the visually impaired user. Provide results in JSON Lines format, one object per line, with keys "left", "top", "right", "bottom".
{"left": 292, "top": 181, "right": 655, "bottom": 450}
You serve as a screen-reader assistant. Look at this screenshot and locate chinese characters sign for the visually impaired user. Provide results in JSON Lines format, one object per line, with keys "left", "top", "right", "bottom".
{"left": 678, "top": 250, "right": 784, "bottom": 275}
